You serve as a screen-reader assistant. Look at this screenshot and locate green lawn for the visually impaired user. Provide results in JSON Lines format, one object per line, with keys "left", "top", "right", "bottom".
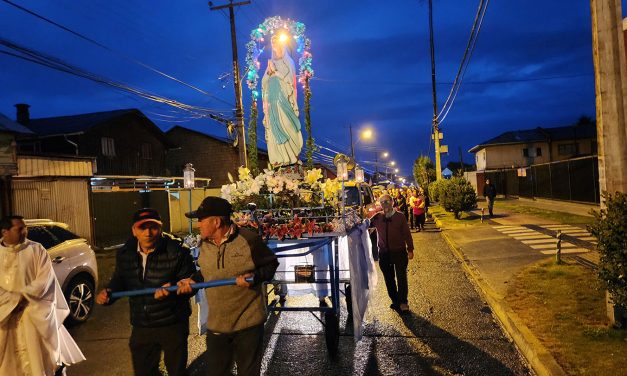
{"left": 495, "top": 200, "right": 594, "bottom": 225}
{"left": 505, "top": 260, "right": 627, "bottom": 375}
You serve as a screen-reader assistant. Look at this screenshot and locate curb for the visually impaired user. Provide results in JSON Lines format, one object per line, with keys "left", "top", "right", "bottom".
{"left": 434, "top": 216, "right": 566, "bottom": 376}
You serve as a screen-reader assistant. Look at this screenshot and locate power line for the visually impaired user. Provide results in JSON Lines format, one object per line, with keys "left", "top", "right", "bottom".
{"left": 0, "top": 37, "right": 235, "bottom": 126}
{"left": 436, "top": 0, "right": 490, "bottom": 124}
{"left": 1, "top": 0, "right": 234, "bottom": 108}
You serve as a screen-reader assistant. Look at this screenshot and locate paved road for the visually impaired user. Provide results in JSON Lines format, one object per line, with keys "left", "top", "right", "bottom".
{"left": 68, "top": 224, "right": 530, "bottom": 375}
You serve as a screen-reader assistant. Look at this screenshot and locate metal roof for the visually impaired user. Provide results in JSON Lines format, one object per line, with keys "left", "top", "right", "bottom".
{"left": 469, "top": 123, "right": 597, "bottom": 153}
{"left": 0, "top": 113, "right": 34, "bottom": 134}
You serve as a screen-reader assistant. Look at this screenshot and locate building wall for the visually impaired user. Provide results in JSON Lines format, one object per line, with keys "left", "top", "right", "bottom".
{"left": 80, "top": 115, "right": 169, "bottom": 176}
{"left": 28, "top": 113, "right": 169, "bottom": 176}
{"left": 12, "top": 179, "right": 92, "bottom": 243}
{"left": 166, "top": 128, "right": 269, "bottom": 187}
{"left": 483, "top": 142, "right": 550, "bottom": 169}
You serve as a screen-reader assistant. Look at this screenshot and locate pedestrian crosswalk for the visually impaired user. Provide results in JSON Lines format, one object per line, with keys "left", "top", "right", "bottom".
{"left": 493, "top": 225, "right": 595, "bottom": 255}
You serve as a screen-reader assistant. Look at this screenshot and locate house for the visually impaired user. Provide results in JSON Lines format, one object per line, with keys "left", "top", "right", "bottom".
{"left": 0, "top": 111, "right": 34, "bottom": 216}
{"left": 165, "top": 125, "right": 270, "bottom": 187}
{"left": 469, "top": 121, "right": 597, "bottom": 171}
{"left": 15, "top": 105, "right": 175, "bottom": 176}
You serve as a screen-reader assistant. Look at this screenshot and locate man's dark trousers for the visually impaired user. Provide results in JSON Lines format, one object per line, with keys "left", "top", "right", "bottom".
{"left": 205, "top": 323, "right": 265, "bottom": 376}
{"left": 129, "top": 320, "right": 189, "bottom": 376}
{"left": 378, "top": 250, "right": 409, "bottom": 306}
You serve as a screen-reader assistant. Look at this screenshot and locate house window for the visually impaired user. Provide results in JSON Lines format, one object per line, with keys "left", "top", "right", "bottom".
{"left": 141, "top": 143, "right": 152, "bottom": 160}
{"left": 523, "top": 147, "right": 542, "bottom": 157}
{"left": 558, "top": 143, "right": 576, "bottom": 156}
{"left": 101, "top": 137, "right": 115, "bottom": 157}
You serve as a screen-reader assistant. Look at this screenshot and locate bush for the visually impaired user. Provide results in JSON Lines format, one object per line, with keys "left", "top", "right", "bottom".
{"left": 589, "top": 192, "right": 627, "bottom": 310}
{"left": 428, "top": 179, "right": 448, "bottom": 203}
{"left": 440, "top": 177, "right": 477, "bottom": 219}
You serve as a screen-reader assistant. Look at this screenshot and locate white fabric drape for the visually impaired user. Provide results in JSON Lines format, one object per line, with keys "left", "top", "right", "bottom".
{"left": 0, "top": 239, "right": 85, "bottom": 375}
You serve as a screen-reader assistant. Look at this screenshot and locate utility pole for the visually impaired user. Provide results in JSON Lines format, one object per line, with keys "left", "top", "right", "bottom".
{"left": 349, "top": 124, "right": 355, "bottom": 159}
{"left": 210, "top": 0, "right": 250, "bottom": 167}
{"left": 459, "top": 146, "right": 464, "bottom": 174}
{"left": 428, "top": 0, "right": 443, "bottom": 180}
{"left": 590, "top": 0, "right": 627, "bottom": 197}
{"left": 590, "top": 0, "right": 627, "bottom": 327}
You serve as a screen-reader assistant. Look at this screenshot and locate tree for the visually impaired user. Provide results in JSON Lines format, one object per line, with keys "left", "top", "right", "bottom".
{"left": 413, "top": 155, "right": 436, "bottom": 188}
{"left": 589, "top": 192, "right": 627, "bottom": 326}
{"left": 441, "top": 177, "right": 477, "bottom": 219}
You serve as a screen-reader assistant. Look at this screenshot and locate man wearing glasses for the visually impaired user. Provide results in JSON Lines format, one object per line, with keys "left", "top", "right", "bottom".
{"left": 369, "top": 194, "right": 414, "bottom": 312}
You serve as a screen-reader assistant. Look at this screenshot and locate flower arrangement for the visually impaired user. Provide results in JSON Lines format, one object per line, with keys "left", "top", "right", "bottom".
{"left": 223, "top": 167, "right": 362, "bottom": 239}
{"left": 222, "top": 167, "right": 338, "bottom": 211}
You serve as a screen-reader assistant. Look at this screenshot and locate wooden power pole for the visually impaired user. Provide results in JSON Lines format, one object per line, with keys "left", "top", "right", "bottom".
{"left": 428, "top": 0, "right": 443, "bottom": 180}
{"left": 590, "top": 0, "right": 627, "bottom": 327}
{"left": 590, "top": 0, "right": 627, "bottom": 196}
{"left": 210, "top": 0, "right": 250, "bottom": 167}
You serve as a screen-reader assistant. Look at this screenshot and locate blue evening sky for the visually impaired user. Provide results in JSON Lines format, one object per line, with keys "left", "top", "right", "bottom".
{"left": 0, "top": 1, "right": 599, "bottom": 178}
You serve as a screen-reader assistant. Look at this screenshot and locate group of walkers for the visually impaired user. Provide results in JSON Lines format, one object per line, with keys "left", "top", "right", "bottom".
{"left": 1, "top": 196, "right": 278, "bottom": 376}
{"left": 374, "top": 187, "right": 430, "bottom": 232}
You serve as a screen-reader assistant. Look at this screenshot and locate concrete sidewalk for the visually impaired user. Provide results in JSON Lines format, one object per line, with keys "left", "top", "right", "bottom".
{"left": 433, "top": 203, "right": 600, "bottom": 376}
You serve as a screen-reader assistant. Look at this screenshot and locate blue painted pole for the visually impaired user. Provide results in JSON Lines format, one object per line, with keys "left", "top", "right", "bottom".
{"left": 110, "top": 277, "right": 254, "bottom": 299}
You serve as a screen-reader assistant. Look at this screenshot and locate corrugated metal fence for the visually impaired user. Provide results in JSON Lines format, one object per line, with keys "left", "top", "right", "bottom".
{"left": 12, "top": 179, "right": 93, "bottom": 243}
{"left": 479, "top": 156, "right": 600, "bottom": 204}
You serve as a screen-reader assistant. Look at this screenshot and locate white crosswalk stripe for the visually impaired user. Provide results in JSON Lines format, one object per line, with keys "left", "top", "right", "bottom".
{"left": 493, "top": 225, "right": 589, "bottom": 255}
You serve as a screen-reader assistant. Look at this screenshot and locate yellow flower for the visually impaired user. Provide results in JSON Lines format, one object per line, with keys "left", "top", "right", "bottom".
{"left": 238, "top": 166, "right": 252, "bottom": 181}
{"left": 304, "top": 168, "right": 323, "bottom": 185}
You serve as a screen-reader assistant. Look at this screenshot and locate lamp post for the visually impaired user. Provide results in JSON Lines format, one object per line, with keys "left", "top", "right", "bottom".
{"left": 183, "top": 163, "right": 195, "bottom": 234}
{"left": 355, "top": 165, "right": 364, "bottom": 183}
{"left": 349, "top": 125, "right": 373, "bottom": 160}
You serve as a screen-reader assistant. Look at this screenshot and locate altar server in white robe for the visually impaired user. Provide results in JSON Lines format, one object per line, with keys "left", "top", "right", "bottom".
{"left": 0, "top": 215, "right": 85, "bottom": 375}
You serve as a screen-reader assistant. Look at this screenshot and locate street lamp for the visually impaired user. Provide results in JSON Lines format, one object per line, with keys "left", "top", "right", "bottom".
{"left": 355, "top": 165, "right": 364, "bottom": 183}
{"left": 349, "top": 125, "right": 374, "bottom": 159}
{"left": 183, "top": 163, "right": 195, "bottom": 234}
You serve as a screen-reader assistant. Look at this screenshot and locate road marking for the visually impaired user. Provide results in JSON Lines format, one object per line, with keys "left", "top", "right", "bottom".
{"left": 541, "top": 248, "right": 589, "bottom": 255}
{"left": 578, "top": 236, "right": 597, "bottom": 241}
{"left": 529, "top": 243, "right": 576, "bottom": 250}
{"left": 493, "top": 224, "right": 590, "bottom": 255}
{"left": 522, "top": 239, "right": 560, "bottom": 244}
{"left": 513, "top": 235, "right": 552, "bottom": 240}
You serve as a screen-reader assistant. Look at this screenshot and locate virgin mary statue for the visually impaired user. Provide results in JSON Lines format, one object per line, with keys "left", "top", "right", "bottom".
{"left": 261, "top": 32, "right": 303, "bottom": 166}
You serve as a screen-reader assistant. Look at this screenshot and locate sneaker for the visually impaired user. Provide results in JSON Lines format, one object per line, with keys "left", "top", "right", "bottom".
{"left": 399, "top": 303, "right": 410, "bottom": 312}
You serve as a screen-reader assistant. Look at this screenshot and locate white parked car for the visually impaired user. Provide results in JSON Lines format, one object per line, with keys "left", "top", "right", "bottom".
{"left": 25, "top": 219, "right": 98, "bottom": 326}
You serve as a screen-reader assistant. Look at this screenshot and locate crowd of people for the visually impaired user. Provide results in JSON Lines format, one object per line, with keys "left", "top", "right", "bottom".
{"left": 372, "top": 186, "right": 430, "bottom": 232}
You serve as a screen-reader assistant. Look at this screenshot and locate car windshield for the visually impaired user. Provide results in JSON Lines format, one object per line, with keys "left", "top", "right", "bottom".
{"left": 27, "top": 226, "right": 59, "bottom": 249}
{"left": 345, "top": 186, "right": 361, "bottom": 206}
{"left": 47, "top": 226, "right": 79, "bottom": 243}
{"left": 27, "top": 225, "right": 80, "bottom": 250}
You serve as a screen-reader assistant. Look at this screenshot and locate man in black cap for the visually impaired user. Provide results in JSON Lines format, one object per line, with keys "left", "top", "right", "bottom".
{"left": 96, "top": 208, "right": 200, "bottom": 376}
{"left": 178, "top": 196, "right": 278, "bottom": 376}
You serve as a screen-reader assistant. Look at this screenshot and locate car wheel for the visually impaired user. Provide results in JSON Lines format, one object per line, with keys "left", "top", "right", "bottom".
{"left": 64, "top": 276, "right": 95, "bottom": 326}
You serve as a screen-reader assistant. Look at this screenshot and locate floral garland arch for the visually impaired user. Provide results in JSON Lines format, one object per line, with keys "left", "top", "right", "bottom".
{"left": 245, "top": 16, "right": 315, "bottom": 173}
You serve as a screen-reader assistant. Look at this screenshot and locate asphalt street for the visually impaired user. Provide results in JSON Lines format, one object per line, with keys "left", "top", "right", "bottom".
{"left": 67, "top": 223, "right": 530, "bottom": 375}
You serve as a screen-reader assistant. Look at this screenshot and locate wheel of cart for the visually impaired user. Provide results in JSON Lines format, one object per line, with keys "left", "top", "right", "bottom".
{"left": 324, "top": 310, "right": 340, "bottom": 358}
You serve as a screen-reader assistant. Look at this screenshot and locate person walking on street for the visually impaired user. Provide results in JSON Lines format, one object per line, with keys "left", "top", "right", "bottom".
{"left": 483, "top": 179, "right": 497, "bottom": 217}
{"left": 370, "top": 194, "right": 414, "bottom": 313}
{"left": 414, "top": 191, "right": 426, "bottom": 232}
{"left": 96, "top": 208, "right": 200, "bottom": 376}
{"left": 408, "top": 190, "right": 417, "bottom": 230}
{"left": 180, "top": 197, "right": 279, "bottom": 376}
